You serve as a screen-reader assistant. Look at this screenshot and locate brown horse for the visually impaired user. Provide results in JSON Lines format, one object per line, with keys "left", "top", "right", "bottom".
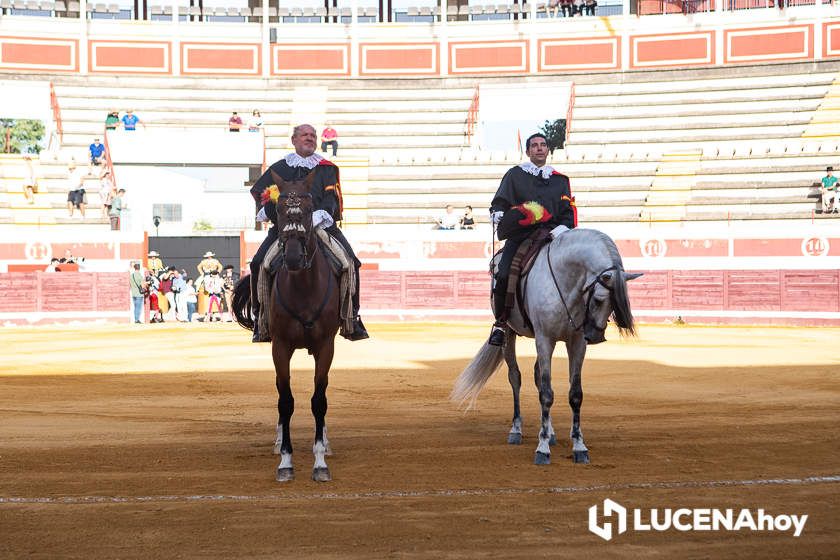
{"left": 233, "top": 172, "right": 340, "bottom": 482}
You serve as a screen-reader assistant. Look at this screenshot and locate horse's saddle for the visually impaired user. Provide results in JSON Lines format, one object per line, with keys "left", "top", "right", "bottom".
{"left": 259, "top": 231, "right": 355, "bottom": 338}
{"left": 493, "top": 227, "right": 554, "bottom": 330}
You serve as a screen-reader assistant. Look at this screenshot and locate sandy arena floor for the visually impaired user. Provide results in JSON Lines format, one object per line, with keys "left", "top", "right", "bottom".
{"left": 0, "top": 321, "right": 838, "bottom": 558}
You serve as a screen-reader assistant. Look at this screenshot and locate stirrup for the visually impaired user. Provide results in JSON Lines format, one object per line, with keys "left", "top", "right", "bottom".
{"left": 488, "top": 324, "right": 506, "bottom": 347}
{"left": 343, "top": 316, "right": 369, "bottom": 341}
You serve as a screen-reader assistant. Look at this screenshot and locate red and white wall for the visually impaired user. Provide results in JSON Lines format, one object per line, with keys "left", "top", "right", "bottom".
{"left": 1, "top": 10, "right": 838, "bottom": 77}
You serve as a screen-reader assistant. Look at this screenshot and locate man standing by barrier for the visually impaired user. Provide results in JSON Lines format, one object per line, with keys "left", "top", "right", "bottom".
{"left": 129, "top": 262, "right": 145, "bottom": 324}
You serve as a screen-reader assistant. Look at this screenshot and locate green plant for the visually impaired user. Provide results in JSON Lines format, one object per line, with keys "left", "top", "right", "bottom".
{"left": 0, "top": 118, "right": 46, "bottom": 154}
{"left": 193, "top": 219, "right": 213, "bottom": 232}
{"left": 539, "top": 118, "right": 566, "bottom": 153}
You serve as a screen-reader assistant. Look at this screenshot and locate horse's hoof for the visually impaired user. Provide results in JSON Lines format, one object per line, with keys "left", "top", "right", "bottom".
{"left": 312, "top": 467, "right": 332, "bottom": 482}
{"left": 549, "top": 434, "right": 557, "bottom": 446}
{"left": 276, "top": 467, "right": 295, "bottom": 482}
{"left": 508, "top": 433, "right": 522, "bottom": 445}
{"left": 573, "top": 450, "right": 590, "bottom": 464}
{"left": 272, "top": 443, "right": 282, "bottom": 455}
{"left": 534, "top": 452, "right": 551, "bottom": 465}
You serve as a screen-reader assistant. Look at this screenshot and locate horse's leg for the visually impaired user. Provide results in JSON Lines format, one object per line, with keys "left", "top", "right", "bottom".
{"left": 533, "top": 334, "right": 556, "bottom": 465}
{"left": 311, "top": 339, "right": 334, "bottom": 482}
{"left": 566, "top": 334, "right": 590, "bottom": 464}
{"left": 532, "top": 361, "right": 556, "bottom": 446}
{"left": 503, "top": 329, "right": 522, "bottom": 445}
{"left": 272, "top": 341, "right": 296, "bottom": 482}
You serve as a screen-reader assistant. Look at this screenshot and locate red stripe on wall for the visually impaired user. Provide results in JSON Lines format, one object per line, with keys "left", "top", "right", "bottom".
{"left": 729, "top": 30, "right": 806, "bottom": 58}
{"left": 636, "top": 37, "right": 708, "bottom": 63}
{"left": 543, "top": 41, "right": 614, "bottom": 67}
{"left": 455, "top": 45, "right": 523, "bottom": 69}
{"left": 187, "top": 47, "right": 254, "bottom": 70}
{"left": 365, "top": 47, "right": 434, "bottom": 71}
{"left": 277, "top": 48, "right": 344, "bottom": 71}
{"left": 96, "top": 46, "right": 166, "bottom": 69}
{"left": 2, "top": 42, "right": 72, "bottom": 66}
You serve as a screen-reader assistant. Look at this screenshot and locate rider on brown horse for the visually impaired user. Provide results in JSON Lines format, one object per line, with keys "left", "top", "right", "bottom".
{"left": 249, "top": 124, "right": 369, "bottom": 343}
{"left": 487, "top": 132, "right": 578, "bottom": 347}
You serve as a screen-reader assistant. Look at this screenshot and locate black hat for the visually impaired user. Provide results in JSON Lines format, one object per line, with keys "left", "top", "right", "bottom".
{"left": 496, "top": 202, "right": 553, "bottom": 241}
{"left": 828, "top": 166, "right": 834, "bottom": 172}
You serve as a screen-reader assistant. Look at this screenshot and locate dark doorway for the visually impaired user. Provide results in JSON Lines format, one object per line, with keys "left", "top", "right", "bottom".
{"left": 149, "top": 236, "right": 239, "bottom": 279}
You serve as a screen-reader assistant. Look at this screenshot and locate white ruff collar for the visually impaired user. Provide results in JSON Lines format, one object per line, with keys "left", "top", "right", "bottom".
{"left": 284, "top": 152, "right": 323, "bottom": 169}
{"left": 519, "top": 161, "right": 555, "bottom": 180}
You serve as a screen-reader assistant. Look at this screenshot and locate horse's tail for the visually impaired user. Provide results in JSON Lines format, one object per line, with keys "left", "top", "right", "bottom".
{"left": 231, "top": 275, "right": 254, "bottom": 331}
{"left": 611, "top": 270, "right": 637, "bottom": 338}
{"left": 450, "top": 342, "right": 505, "bottom": 410}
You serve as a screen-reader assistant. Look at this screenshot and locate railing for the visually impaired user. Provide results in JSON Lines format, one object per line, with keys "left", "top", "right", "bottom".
{"left": 637, "top": 0, "right": 715, "bottom": 14}
{"left": 49, "top": 82, "right": 63, "bottom": 144}
{"left": 464, "top": 84, "right": 480, "bottom": 146}
{"left": 566, "top": 82, "right": 575, "bottom": 146}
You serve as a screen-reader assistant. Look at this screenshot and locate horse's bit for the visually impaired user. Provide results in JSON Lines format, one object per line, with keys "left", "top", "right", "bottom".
{"left": 546, "top": 242, "right": 618, "bottom": 332}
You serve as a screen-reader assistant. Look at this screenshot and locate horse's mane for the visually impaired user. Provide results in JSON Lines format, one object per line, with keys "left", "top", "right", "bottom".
{"left": 579, "top": 229, "right": 624, "bottom": 270}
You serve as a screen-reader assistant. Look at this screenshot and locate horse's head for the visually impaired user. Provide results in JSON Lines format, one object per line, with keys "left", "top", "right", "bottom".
{"left": 272, "top": 170, "right": 315, "bottom": 271}
{"left": 581, "top": 268, "right": 642, "bottom": 344}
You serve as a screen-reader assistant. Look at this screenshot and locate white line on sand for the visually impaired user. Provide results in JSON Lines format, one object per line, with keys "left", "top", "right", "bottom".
{"left": 1, "top": 475, "right": 838, "bottom": 505}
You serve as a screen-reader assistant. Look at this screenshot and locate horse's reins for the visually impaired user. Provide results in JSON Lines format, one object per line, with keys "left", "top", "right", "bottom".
{"left": 546, "top": 241, "right": 618, "bottom": 332}
{"left": 274, "top": 192, "right": 335, "bottom": 343}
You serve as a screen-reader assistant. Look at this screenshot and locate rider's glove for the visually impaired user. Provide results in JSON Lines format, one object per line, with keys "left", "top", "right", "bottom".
{"left": 490, "top": 211, "right": 504, "bottom": 225}
{"left": 256, "top": 207, "right": 267, "bottom": 222}
{"left": 312, "top": 209, "right": 334, "bottom": 229}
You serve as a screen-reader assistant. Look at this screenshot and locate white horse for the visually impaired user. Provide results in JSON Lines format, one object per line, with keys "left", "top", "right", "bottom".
{"left": 451, "top": 228, "right": 641, "bottom": 465}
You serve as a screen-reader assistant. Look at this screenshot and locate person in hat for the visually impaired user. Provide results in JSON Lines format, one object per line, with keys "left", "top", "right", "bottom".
{"left": 147, "top": 251, "right": 164, "bottom": 276}
{"left": 820, "top": 166, "right": 837, "bottom": 214}
{"left": 197, "top": 251, "right": 223, "bottom": 277}
{"left": 486, "top": 132, "right": 578, "bottom": 347}
{"left": 121, "top": 109, "right": 145, "bottom": 131}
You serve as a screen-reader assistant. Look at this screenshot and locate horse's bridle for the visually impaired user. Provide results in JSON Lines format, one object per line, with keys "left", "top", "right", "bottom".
{"left": 278, "top": 191, "right": 317, "bottom": 271}
{"left": 273, "top": 191, "right": 334, "bottom": 338}
{"left": 546, "top": 242, "right": 618, "bottom": 332}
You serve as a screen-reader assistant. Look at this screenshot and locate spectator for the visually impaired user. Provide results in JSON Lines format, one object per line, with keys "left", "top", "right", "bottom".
{"left": 98, "top": 169, "right": 114, "bottom": 218}
{"left": 321, "top": 124, "right": 338, "bottom": 157}
{"left": 45, "top": 258, "right": 60, "bottom": 272}
{"left": 221, "top": 264, "right": 239, "bottom": 321}
{"left": 66, "top": 162, "right": 87, "bottom": 218}
{"left": 147, "top": 250, "right": 165, "bottom": 276}
{"left": 89, "top": 138, "right": 106, "bottom": 166}
{"left": 821, "top": 166, "right": 837, "bottom": 214}
{"left": 460, "top": 205, "right": 476, "bottom": 230}
{"left": 184, "top": 278, "right": 198, "bottom": 322}
{"left": 109, "top": 188, "right": 126, "bottom": 230}
{"left": 121, "top": 110, "right": 144, "bottom": 131}
{"left": 60, "top": 249, "right": 78, "bottom": 264}
{"left": 247, "top": 109, "right": 263, "bottom": 132}
{"left": 435, "top": 204, "right": 460, "bottom": 230}
{"left": 22, "top": 154, "right": 38, "bottom": 205}
{"left": 584, "top": 0, "right": 597, "bottom": 15}
{"left": 129, "top": 262, "right": 146, "bottom": 324}
{"left": 105, "top": 110, "right": 120, "bottom": 130}
{"left": 549, "top": 0, "right": 560, "bottom": 17}
{"left": 229, "top": 111, "right": 243, "bottom": 132}
{"left": 159, "top": 267, "right": 176, "bottom": 321}
{"left": 146, "top": 270, "right": 164, "bottom": 323}
{"left": 203, "top": 270, "right": 224, "bottom": 322}
{"left": 171, "top": 268, "right": 187, "bottom": 321}
{"left": 573, "top": 0, "right": 584, "bottom": 15}
{"left": 198, "top": 251, "right": 223, "bottom": 276}
{"left": 560, "top": 0, "right": 574, "bottom": 17}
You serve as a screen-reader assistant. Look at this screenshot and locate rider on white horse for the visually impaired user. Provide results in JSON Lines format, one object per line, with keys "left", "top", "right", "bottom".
{"left": 488, "top": 133, "right": 578, "bottom": 347}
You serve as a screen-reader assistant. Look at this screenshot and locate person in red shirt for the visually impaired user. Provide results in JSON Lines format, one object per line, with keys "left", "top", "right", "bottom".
{"left": 321, "top": 125, "right": 338, "bottom": 156}
{"left": 228, "top": 112, "right": 243, "bottom": 132}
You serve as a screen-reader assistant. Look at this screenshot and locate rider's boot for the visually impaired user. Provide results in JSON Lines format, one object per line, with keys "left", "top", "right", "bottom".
{"left": 251, "top": 307, "right": 270, "bottom": 343}
{"left": 343, "top": 284, "right": 369, "bottom": 341}
{"left": 487, "top": 286, "right": 506, "bottom": 347}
